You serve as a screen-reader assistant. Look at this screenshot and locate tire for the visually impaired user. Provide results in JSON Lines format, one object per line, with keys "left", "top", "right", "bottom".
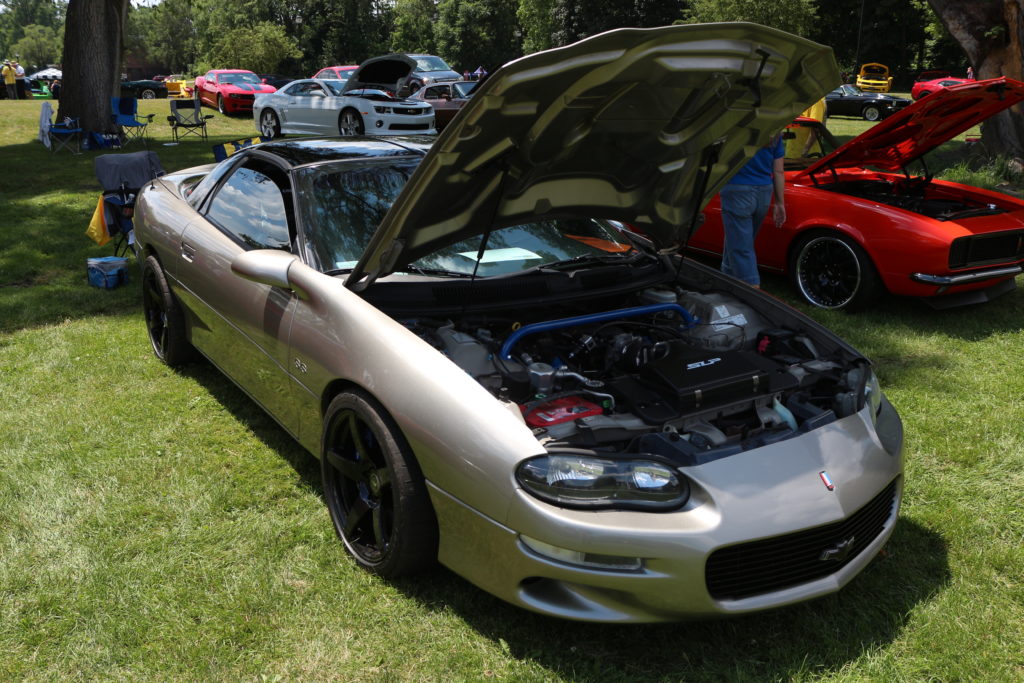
{"left": 862, "top": 105, "right": 882, "bottom": 121}
{"left": 790, "top": 233, "right": 883, "bottom": 311}
{"left": 142, "top": 255, "right": 196, "bottom": 366}
{"left": 217, "top": 94, "right": 226, "bottom": 115}
{"left": 321, "top": 391, "right": 437, "bottom": 577}
{"left": 917, "top": 90, "right": 931, "bottom": 100}
{"left": 338, "top": 108, "right": 364, "bottom": 136}
{"left": 140, "top": 88, "right": 157, "bottom": 99}
{"left": 259, "top": 109, "right": 281, "bottom": 139}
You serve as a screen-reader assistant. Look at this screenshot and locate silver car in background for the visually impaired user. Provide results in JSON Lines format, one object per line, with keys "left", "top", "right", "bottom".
{"left": 254, "top": 58, "right": 435, "bottom": 139}
{"left": 134, "top": 24, "right": 903, "bottom": 622}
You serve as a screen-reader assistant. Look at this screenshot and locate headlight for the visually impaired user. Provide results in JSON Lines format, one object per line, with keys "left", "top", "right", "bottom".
{"left": 517, "top": 453, "right": 689, "bottom": 511}
{"left": 374, "top": 106, "right": 392, "bottom": 114}
{"left": 865, "top": 369, "right": 883, "bottom": 424}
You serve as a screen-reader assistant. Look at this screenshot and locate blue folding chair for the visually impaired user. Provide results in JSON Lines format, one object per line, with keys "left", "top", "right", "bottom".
{"left": 111, "top": 97, "right": 154, "bottom": 146}
{"left": 49, "top": 116, "right": 83, "bottom": 154}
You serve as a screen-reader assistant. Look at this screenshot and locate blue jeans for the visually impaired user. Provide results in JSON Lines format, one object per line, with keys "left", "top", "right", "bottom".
{"left": 720, "top": 183, "right": 772, "bottom": 286}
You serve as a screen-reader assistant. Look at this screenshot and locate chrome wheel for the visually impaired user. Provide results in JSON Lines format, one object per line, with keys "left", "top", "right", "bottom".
{"left": 862, "top": 105, "right": 881, "bottom": 121}
{"left": 259, "top": 110, "right": 281, "bottom": 138}
{"left": 140, "top": 89, "right": 157, "bottom": 99}
{"left": 217, "top": 95, "right": 226, "bottom": 115}
{"left": 338, "top": 109, "right": 364, "bottom": 136}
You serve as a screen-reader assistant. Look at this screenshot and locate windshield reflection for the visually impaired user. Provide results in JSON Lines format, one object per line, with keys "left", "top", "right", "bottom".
{"left": 296, "top": 164, "right": 634, "bottom": 275}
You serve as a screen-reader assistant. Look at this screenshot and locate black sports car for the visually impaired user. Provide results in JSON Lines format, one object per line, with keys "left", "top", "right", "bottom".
{"left": 120, "top": 79, "right": 168, "bottom": 99}
{"left": 825, "top": 84, "right": 910, "bottom": 121}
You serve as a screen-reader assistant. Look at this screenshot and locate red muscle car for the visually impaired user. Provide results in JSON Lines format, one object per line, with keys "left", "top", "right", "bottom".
{"left": 689, "top": 77, "right": 1024, "bottom": 310}
{"left": 194, "top": 69, "right": 277, "bottom": 114}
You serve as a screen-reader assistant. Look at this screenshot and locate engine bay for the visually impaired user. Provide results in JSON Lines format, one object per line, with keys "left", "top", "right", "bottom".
{"left": 817, "top": 177, "right": 1005, "bottom": 221}
{"left": 401, "top": 285, "right": 872, "bottom": 466}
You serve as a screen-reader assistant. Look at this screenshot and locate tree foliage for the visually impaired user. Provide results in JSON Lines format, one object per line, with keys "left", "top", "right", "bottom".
{"left": 685, "top": 0, "right": 818, "bottom": 37}
{"left": 203, "top": 21, "right": 302, "bottom": 74}
{"left": 11, "top": 22, "right": 60, "bottom": 67}
{"left": 436, "top": 0, "right": 519, "bottom": 73}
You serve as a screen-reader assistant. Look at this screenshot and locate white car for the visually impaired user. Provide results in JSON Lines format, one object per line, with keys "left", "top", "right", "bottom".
{"left": 254, "top": 74, "right": 434, "bottom": 138}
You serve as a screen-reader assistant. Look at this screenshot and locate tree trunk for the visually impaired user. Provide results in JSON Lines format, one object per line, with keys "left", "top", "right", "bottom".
{"left": 929, "top": 0, "right": 1024, "bottom": 157}
{"left": 57, "top": 0, "right": 129, "bottom": 133}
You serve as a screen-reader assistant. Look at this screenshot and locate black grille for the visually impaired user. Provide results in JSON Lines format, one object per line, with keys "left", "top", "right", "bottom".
{"left": 705, "top": 479, "right": 898, "bottom": 600}
{"left": 389, "top": 123, "right": 431, "bottom": 131}
{"left": 233, "top": 93, "right": 255, "bottom": 101}
{"left": 393, "top": 108, "right": 427, "bottom": 116}
{"left": 949, "top": 231, "right": 1024, "bottom": 268}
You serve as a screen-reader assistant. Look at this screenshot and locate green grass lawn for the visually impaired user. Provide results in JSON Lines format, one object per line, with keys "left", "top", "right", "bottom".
{"left": 1, "top": 97, "right": 1022, "bottom": 681}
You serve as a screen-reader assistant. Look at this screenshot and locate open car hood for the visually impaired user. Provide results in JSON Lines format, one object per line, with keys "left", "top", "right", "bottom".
{"left": 340, "top": 54, "right": 417, "bottom": 95}
{"left": 346, "top": 23, "right": 838, "bottom": 290}
{"left": 798, "top": 77, "right": 1024, "bottom": 179}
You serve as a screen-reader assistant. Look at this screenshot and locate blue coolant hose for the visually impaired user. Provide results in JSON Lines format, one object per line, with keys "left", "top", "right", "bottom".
{"left": 499, "top": 303, "right": 697, "bottom": 360}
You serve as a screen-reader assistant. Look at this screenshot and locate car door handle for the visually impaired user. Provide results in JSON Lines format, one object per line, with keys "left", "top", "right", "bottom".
{"left": 181, "top": 241, "right": 196, "bottom": 262}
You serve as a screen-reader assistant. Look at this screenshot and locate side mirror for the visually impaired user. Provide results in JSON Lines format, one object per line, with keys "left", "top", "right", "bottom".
{"left": 232, "top": 250, "right": 300, "bottom": 294}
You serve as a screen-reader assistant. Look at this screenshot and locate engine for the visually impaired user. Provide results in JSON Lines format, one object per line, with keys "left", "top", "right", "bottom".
{"left": 402, "top": 287, "right": 871, "bottom": 465}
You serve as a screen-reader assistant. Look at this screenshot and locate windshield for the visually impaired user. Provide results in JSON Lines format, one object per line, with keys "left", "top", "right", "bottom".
{"left": 452, "top": 81, "right": 477, "bottom": 98}
{"left": 413, "top": 55, "right": 453, "bottom": 72}
{"left": 296, "top": 163, "right": 635, "bottom": 276}
{"left": 220, "top": 72, "right": 261, "bottom": 85}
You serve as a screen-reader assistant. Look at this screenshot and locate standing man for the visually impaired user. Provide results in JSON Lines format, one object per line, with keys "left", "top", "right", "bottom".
{"left": 718, "top": 134, "right": 786, "bottom": 287}
{"left": 2, "top": 60, "right": 16, "bottom": 100}
{"left": 14, "top": 61, "right": 26, "bottom": 99}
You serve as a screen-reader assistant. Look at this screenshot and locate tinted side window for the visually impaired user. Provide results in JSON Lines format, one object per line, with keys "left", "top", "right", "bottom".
{"left": 206, "top": 164, "right": 290, "bottom": 251}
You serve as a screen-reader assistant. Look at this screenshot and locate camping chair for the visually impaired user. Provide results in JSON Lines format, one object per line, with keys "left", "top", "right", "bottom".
{"left": 49, "top": 116, "right": 83, "bottom": 154}
{"left": 92, "top": 151, "right": 165, "bottom": 256}
{"left": 111, "top": 97, "right": 154, "bottom": 146}
{"left": 167, "top": 98, "right": 214, "bottom": 141}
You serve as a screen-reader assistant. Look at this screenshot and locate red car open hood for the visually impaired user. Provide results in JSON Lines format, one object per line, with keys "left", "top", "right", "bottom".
{"left": 798, "top": 77, "right": 1024, "bottom": 178}
{"left": 346, "top": 23, "right": 838, "bottom": 290}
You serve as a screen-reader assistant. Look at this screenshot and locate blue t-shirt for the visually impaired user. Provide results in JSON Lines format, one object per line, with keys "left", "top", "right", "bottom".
{"left": 727, "top": 136, "right": 785, "bottom": 186}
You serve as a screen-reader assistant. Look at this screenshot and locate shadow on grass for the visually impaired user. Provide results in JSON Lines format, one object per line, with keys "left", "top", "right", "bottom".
{"left": 169, "top": 329, "right": 950, "bottom": 680}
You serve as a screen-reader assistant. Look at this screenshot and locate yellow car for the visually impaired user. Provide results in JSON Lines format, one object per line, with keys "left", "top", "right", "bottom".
{"left": 856, "top": 62, "right": 893, "bottom": 92}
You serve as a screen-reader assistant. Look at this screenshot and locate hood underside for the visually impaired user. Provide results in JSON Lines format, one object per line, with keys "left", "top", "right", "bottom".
{"left": 800, "top": 77, "right": 1024, "bottom": 178}
{"left": 341, "top": 54, "right": 417, "bottom": 95}
{"left": 346, "top": 23, "right": 839, "bottom": 290}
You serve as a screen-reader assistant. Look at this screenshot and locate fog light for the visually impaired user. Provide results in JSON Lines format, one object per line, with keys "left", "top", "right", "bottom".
{"left": 375, "top": 120, "right": 384, "bottom": 128}
{"left": 520, "top": 535, "right": 642, "bottom": 571}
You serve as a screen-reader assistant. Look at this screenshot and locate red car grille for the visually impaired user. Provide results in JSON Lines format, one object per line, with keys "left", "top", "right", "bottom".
{"left": 949, "top": 230, "right": 1024, "bottom": 268}
{"left": 705, "top": 479, "right": 898, "bottom": 600}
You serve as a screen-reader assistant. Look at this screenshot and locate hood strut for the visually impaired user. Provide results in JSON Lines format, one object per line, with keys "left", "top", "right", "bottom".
{"left": 681, "top": 141, "right": 724, "bottom": 249}
{"left": 745, "top": 49, "right": 771, "bottom": 107}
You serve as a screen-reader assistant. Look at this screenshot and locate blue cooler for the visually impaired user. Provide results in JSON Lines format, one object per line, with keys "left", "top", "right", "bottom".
{"left": 87, "top": 256, "right": 129, "bottom": 289}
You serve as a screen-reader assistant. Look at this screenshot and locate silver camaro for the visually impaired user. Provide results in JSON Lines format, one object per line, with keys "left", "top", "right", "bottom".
{"left": 134, "top": 24, "right": 904, "bottom": 622}
{"left": 253, "top": 55, "right": 435, "bottom": 139}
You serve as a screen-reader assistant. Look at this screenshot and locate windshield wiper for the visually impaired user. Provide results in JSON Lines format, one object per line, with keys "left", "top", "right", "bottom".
{"left": 402, "top": 265, "right": 475, "bottom": 278}
{"left": 532, "top": 250, "right": 647, "bottom": 273}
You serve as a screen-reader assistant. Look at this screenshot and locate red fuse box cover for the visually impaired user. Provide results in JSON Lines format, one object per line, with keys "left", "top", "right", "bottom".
{"left": 523, "top": 396, "right": 603, "bottom": 427}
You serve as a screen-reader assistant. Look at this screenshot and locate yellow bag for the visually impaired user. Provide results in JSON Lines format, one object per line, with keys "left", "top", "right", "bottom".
{"left": 85, "top": 194, "right": 110, "bottom": 246}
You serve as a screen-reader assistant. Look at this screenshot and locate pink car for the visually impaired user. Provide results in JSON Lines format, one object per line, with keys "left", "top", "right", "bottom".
{"left": 313, "top": 65, "right": 358, "bottom": 83}
{"left": 195, "top": 69, "right": 277, "bottom": 115}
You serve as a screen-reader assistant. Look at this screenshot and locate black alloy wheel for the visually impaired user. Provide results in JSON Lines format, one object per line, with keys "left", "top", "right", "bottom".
{"left": 321, "top": 391, "right": 437, "bottom": 577}
{"left": 141, "top": 255, "right": 196, "bottom": 366}
{"left": 791, "top": 233, "right": 883, "bottom": 310}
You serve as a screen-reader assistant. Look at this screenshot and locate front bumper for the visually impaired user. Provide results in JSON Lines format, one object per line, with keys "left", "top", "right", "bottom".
{"left": 429, "top": 399, "right": 904, "bottom": 622}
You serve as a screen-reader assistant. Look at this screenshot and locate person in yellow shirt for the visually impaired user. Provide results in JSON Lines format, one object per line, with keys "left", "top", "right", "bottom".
{"left": 2, "top": 60, "right": 17, "bottom": 100}
{"left": 786, "top": 97, "right": 827, "bottom": 159}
